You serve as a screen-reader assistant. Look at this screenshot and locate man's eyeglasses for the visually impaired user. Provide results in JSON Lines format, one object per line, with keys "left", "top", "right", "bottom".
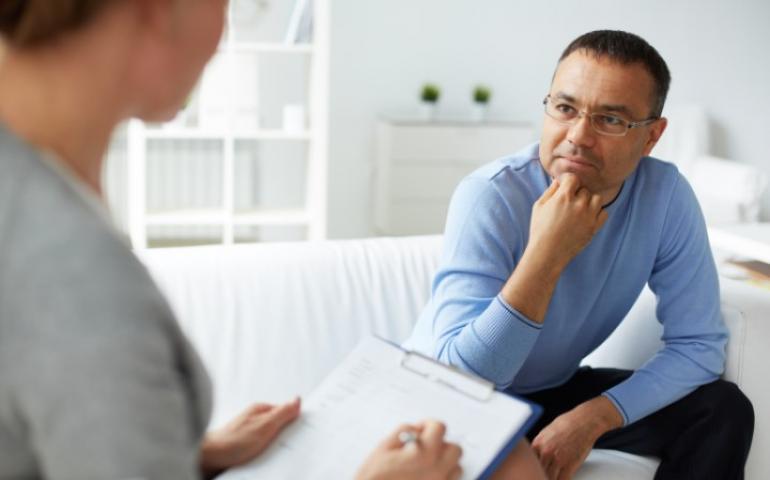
{"left": 542, "top": 95, "right": 659, "bottom": 137}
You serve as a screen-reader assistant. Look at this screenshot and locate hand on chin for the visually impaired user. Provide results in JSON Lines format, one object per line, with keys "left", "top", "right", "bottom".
{"left": 550, "top": 165, "right": 591, "bottom": 192}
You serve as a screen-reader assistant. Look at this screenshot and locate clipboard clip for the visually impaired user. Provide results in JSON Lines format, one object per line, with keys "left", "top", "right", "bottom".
{"left": 400, "top": 350, "right": 494, "bottom": 402}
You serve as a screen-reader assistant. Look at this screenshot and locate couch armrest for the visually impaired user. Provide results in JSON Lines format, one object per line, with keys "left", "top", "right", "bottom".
{"left": 719, "top": 278, "right": 769, "bottom": 479}
{"left": 582, "top": 279, "right": 768, "bottom": 478}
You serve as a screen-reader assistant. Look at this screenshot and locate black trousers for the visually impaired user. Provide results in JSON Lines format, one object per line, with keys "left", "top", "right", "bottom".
{"left": 516, "top": 367, "right": 754, "bottom": 480}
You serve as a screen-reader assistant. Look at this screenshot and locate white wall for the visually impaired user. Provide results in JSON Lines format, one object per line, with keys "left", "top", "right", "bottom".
{"left": 327, "top": 0, "right": 770, "bottom": 238}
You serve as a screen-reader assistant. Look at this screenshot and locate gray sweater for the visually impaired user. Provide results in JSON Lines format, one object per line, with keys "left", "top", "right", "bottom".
{"left": 0, "top": 125, "right": 212, "bottom": 479}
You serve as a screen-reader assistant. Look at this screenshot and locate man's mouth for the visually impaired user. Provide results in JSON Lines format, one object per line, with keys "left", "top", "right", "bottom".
{"left": 559, "top": 155, "right": 596, "bottom": 168}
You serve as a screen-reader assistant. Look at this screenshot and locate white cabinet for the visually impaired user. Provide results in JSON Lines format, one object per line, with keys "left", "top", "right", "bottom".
{"left": 122, "top": 0, "right": 329, "bottom": 249}
{"left": 375, "top": 121, "right": 535, "bottom": 236}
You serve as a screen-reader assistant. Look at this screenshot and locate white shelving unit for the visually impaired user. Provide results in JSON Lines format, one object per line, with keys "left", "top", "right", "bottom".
{"left": 126, "top": 0, "right": 328, "bottom": 249}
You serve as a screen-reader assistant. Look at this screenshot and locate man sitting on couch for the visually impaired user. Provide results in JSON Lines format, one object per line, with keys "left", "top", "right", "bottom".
{"left": 405, "top": 29, "right": 753, "bottom": 479}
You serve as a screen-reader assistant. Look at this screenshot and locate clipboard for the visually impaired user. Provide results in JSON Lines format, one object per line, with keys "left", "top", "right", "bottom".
{"left": 395, "top": 340, "right": 542, "bottom": 479}
{"left": 222, "top": 335, "right": 541, "bottom": 480}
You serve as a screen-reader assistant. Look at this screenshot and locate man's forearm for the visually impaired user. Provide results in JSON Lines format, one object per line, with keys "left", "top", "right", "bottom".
{"left": 500, "top": 245, "right": 567, "bottom": 324}
{"left": 500, "top": 173, "right": 607, "bottom": 324}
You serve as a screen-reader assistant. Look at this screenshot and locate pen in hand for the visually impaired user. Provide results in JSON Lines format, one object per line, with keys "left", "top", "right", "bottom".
{"left": 398, "top": 430, "right": 420, "bottom": 448}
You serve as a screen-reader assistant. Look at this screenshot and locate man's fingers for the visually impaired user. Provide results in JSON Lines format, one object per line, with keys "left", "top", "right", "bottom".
{"left": 574, "top": 187, "right": 590, "bottom": 206}
{"left": 532, "top": 436, "right": 558, "bottom": 480}
{"left": 547, "top": 463, "right": 561, "bottom": 480}
{"left": 448, "top": 465, "right": 463, "bottom": 480}
{"left": 589, "top": 193, "right": 603, "bottom": 211}
{"left": 539, "top": 178, "right": 560, "bottom": 203}
{"left": 531, "top": 433, "right": 544, "bottom": 457}
{"left": 559, "top": 464, "right": 579, "bottom": 480}
{"left": 595, "top": 209, "right": 609, "bottom": 231}
{"left": 556, "top": 173, "right": 581, "bottom": 194}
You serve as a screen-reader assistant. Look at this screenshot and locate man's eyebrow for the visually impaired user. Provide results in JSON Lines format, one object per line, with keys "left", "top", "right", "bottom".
{"left": 552, "top": 92, "right": 577, "bottom": 103}
{"left": 599, "top": 103, "right": 633, "bottom": 116}
{"left": 553, "top": 92, "right": 635, "bottom": 117}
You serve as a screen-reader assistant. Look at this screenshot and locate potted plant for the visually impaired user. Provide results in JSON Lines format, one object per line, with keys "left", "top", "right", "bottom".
{"left": 471, "top": 85, "right": 492, "bottom": 122}
{"left": 419, "top": 83, "right": 441, "bottom": 121}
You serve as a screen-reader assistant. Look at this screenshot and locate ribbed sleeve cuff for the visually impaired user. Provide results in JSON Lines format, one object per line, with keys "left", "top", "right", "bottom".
{"left": 494, "top": 295, "right": 543, "bottom": 330}
{"left": 455, "top": 295, "right": 542, "bottom": 387}
{"left": 601, "top": 391, "right": 630, "bottom": 426}
{"left": 472, "top": 296, "right": 542, "bottom": 350}
{"left": 604, "top": 373, "right": 663, "bottom": 426}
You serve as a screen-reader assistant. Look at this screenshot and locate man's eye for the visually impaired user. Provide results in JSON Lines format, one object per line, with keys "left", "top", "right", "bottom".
{"left": 597, "top": 115, "right": 624, "bottom": 126}
{"left": 555, "top": 103, "right": 576, "bottom": 115}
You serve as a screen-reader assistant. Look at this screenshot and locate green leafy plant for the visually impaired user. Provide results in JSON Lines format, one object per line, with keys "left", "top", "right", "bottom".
{"left": 473, "top": 85, "right": 492, "bottom": 104}
{"left": 421, "top": 84, "right": 441, "bottom": 103}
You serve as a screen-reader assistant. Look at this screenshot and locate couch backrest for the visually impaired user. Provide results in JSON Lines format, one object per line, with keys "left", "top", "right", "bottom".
{"left": 581, "top": 287, "right": 744, "bottom": 386}
{"left": 137, "top": 235, "right": 443, "bottom": 428}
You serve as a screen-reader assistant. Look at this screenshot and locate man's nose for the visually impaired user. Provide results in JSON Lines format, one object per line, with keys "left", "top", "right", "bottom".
{"left": 566, "top": 113, "right": 596, "bottom": 148}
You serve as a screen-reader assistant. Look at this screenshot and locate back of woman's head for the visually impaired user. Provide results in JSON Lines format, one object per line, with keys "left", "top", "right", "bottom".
{"left": 0, "top": 0, "right": 113, "bottom": 48}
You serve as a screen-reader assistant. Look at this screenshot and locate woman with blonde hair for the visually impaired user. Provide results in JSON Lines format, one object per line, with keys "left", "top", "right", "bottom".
{"left": 0, "top": 1, "right": 544, "bottom": 478}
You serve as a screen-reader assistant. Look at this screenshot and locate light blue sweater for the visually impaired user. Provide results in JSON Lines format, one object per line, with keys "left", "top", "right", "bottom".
{"left": 404, "top": 143, "right": 727, "bottom": 425}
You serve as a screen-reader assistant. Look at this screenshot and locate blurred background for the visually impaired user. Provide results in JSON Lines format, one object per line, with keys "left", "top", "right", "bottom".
{"left": 103, "top": 0, "right": 770, "bottom": 248}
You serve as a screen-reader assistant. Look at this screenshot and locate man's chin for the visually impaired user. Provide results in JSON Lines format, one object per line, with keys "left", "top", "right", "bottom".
{"left": 549, "top": 166, "right": 582, "bottom": 184}
{"left": 550, "top": 160, "right": 599, "bottom": 185}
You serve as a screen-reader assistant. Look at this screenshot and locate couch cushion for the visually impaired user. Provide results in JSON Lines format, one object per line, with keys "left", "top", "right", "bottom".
{"left": 575, "top": 449, "right": 659, "bottom": 479}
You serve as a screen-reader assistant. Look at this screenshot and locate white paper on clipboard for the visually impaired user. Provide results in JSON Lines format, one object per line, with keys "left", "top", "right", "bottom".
{"left": 221, "top": 335, "right": 539, "bottom": 479}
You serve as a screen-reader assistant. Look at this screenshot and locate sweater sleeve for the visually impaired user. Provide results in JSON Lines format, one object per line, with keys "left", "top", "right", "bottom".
{"left": 428, "top": 175, "right": 543, "bottom": 387}
{"left": 604, "top": 175, "right": 727, "bottom": 425}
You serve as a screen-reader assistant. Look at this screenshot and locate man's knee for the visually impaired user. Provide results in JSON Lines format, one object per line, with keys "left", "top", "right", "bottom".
{"left": 696, "top": 380, "right": 754, "bottom": 440}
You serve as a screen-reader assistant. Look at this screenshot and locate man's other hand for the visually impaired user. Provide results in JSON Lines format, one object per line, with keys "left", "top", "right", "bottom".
{"left": 529, "top": 173, "right": 608, "bottom": 268}
{"left": 531, "top": 396, "right": 623, "bottom": 480}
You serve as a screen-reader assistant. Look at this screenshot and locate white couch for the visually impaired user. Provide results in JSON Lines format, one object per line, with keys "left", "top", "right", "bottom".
{"left": 137, "top": 235, "right": 769, "bottom": 479}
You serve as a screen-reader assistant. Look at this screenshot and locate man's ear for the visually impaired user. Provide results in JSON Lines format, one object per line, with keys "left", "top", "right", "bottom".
{"left": 642, "top": 117, "right": 667, "bottom": 157}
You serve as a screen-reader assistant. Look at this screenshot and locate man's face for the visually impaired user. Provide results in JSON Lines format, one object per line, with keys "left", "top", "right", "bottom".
{"left": 539, "top": 50, "right": 667, "bottom": 203}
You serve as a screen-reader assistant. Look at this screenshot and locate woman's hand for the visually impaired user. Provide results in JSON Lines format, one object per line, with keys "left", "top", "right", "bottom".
{"left": 355, "top": 420, "right": 463, "bottom": 480}
{"left": 200, "top": 397, "right": 301, "bottom": 478}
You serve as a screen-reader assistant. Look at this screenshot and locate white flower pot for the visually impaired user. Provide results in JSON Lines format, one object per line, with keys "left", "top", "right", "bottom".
{"left": 471, "top": 103, "right": 488, "bottom": 123}
{"left": 419, "top": 102, "right": 437, "bottom": 122}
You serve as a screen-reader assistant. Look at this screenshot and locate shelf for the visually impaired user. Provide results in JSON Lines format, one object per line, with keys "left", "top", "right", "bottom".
{"left": 124, "top": 0, "right": 329, "bottom": 248}
{"left": 220, "top": 42, "right": 314, "bottom": 54}
{"left": 146, "top": 209, "right": 311, "bottom": 227}
{"left": 146, "top": 210, "right": 226, "bottom": 226}
{"left": 234, "top": 209, "right": 311, "bottom": 225}
{"left": 143, "top": 128, "right": 313, "bottom": 141}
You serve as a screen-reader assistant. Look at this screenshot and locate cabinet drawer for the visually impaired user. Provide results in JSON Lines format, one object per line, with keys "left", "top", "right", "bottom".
{"left": 387, "top": 124, "right": 534, "bottom": 161}
{"left": 386, "top": 200, "right": 449, "bottom": 236}
{"left": 390, "top": 164, "right": 474, "bottom": 201}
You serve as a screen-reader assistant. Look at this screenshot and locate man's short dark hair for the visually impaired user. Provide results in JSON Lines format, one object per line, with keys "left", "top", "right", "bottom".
{"left": 559, "top": 30, "right": 671, "bottom": 118}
